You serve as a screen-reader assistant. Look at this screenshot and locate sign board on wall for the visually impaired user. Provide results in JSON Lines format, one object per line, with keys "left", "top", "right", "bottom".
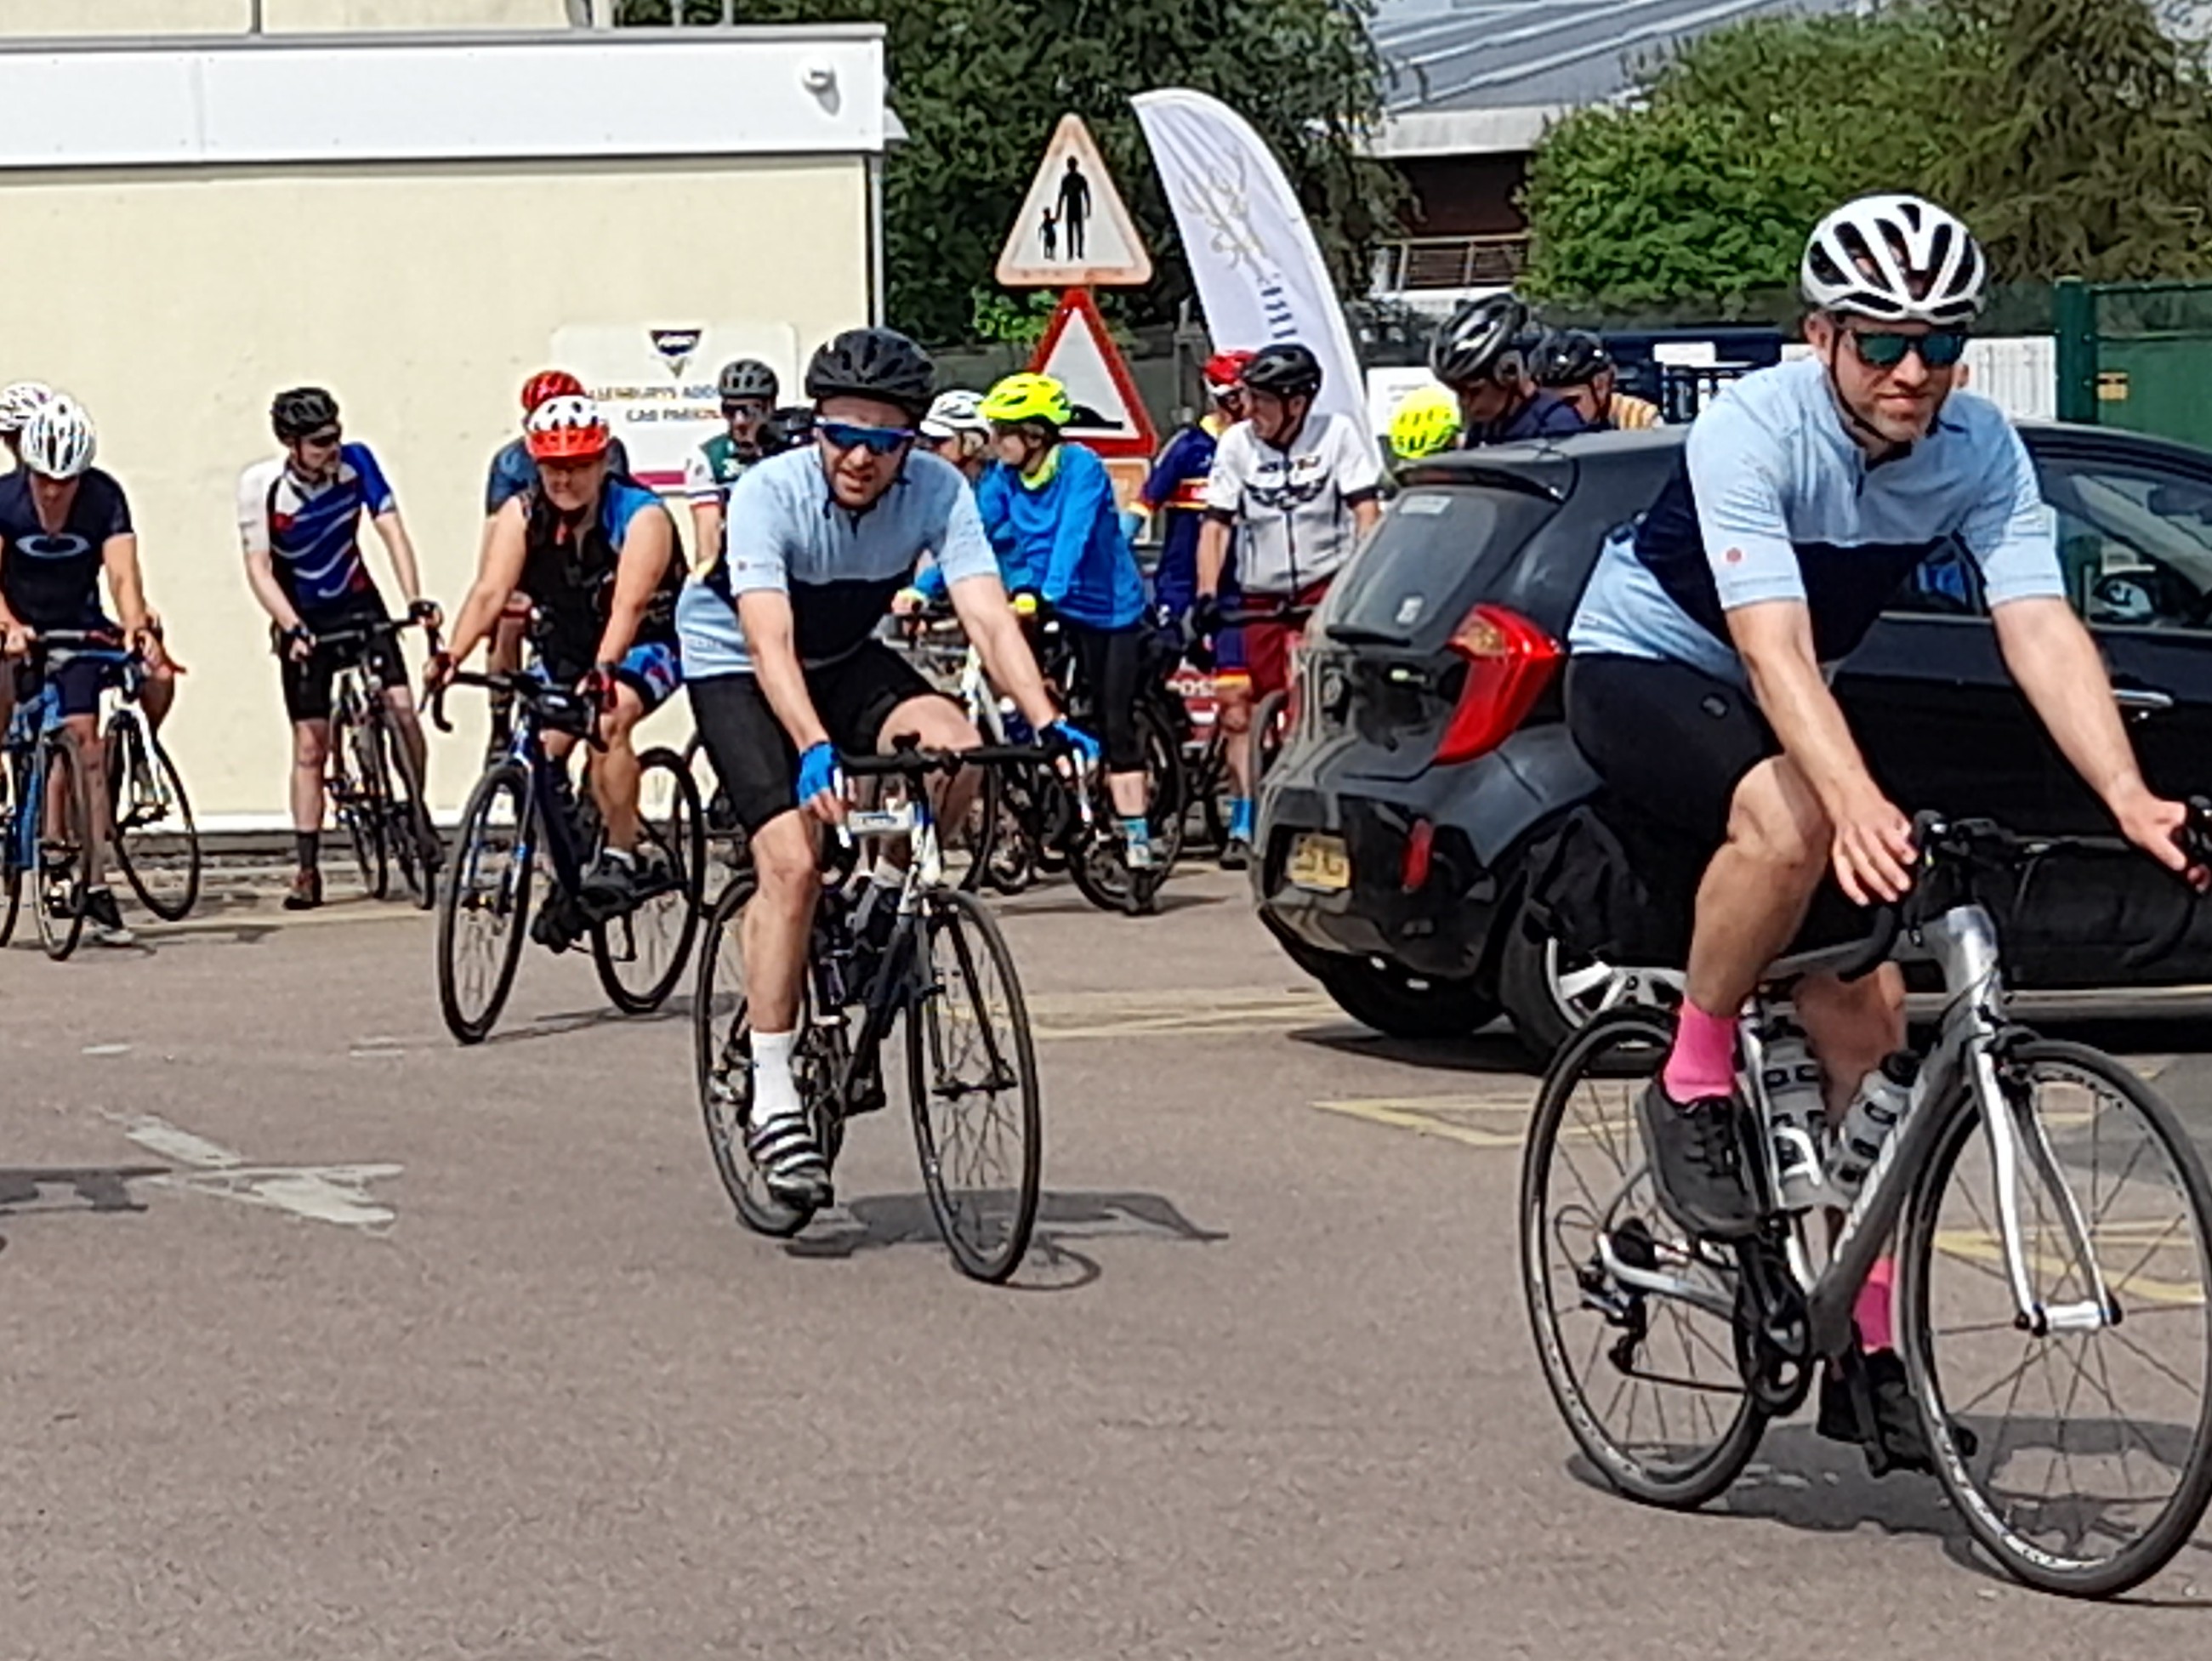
{"left": 549, "top": 322, "right": 801, "bottom": 487}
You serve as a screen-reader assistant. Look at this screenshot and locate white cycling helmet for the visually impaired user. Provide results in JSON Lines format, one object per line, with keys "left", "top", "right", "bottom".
{"left": 1801, "top": 193, "right": 1987, "bottom": 326}
{"left": 0, "top": 380, "right": 55, "bottom": 436}
{"left": 20, "top": 395, "right": 95, "bottom": 480}
{"left": 919, "top": 389, "right": 991, "bottom": 443}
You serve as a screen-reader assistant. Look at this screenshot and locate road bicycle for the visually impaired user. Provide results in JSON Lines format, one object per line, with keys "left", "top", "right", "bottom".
{"left": 2, "top": 632, "right": 132, "bottom": 958}
{"left": 316, "top": 618, "right": 439, "bottom": 907}
{"left": 695, "top": 741, "right": 1048, "bottom": 1283}
{"left": 1521, "top": 812, "right": 2212, "bottom": 1597}
{"left": 99, "top": 638, "right": 199, "bottom": 924}
{"left": 430, "top": 669, "right": 704, "bottom": 1044}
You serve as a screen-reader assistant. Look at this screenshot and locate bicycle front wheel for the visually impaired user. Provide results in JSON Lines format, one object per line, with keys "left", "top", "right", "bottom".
{"left": 380, "top": 718, "right": 436, "bottom": 912}
{"left": 106, "top": 713, "right": 200, "bottom": 922}
{"left": 904, "top": 888, "right": 1042, "bottom": 1282}
{"left": 335, "top": 710, "right": 390, "bottom": 901}
{"left": 1899, "top": 1039, "right": 2212, "bottom": 1597}
{"left": 437, "top": 765, "right": 535, "bottom": 1044}
{"left": 34, "top": 730, "right": 91, "bottom": 962}
{"left": 593, "top": 746, "right": 704, "bottom": 1013}
{"left": 0, "top": 748, "right": 21, "bottom": 947}
{"left": 1521, "top": 1006, "right": 1766, "bottom": 1508}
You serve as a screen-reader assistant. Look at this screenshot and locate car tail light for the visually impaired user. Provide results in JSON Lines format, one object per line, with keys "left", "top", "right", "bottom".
{"left": 1434, "top": 604, "right": 1563, "bottom": 766}
{"left": 1400, "top": 816, "right": 1435, "bottom": 892}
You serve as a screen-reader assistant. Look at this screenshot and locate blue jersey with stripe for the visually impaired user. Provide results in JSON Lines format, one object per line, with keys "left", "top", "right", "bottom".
{"left": 236, "top": 443, "right": 396, "bottom": 620}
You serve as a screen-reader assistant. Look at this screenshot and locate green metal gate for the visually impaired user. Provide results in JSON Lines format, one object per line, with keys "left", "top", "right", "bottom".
{"left": 2055, "top": 276, "right": 2212, "bottom": 449}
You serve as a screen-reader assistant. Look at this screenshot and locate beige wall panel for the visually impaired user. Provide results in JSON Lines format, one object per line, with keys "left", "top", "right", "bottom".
{"left": 0, "top": 156, "right": 867, "bottom": 822}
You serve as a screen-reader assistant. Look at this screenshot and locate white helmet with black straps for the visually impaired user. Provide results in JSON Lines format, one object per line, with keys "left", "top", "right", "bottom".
{"left": 0, "top": 380, "right": 54, "bottom": 436}
{"left": 1800, "top": 192, "right": 1987, "bottom": 326}
{"left": 20, "top": 395, "right": 95, "bottom": 480}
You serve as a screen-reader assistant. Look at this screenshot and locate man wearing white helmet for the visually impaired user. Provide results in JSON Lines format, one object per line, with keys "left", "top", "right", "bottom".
{"left": 0, "top": 380, "right": 54, "bottom": 465}
{"left": 1565, "top": 193, "right": 2202, "bottom": 1467}
{"left": 0, "top": 395, "right": 175, "bottom": 946}
{"left": 919, "top": 390, "right": 992, "bottom": 484}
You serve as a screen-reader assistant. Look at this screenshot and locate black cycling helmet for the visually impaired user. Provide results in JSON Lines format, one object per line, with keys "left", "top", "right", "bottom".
{"left": 759, "top": 404, "right": 816, "bottom": 455}
{"left": 718, "top": 359, "right": 780, "bottom": 405}
{"left": 270, "top": 385, "right": 340, "bottom": 441}
{"left": 1240, "top": 342, "right": 1324, "bottom": 400}
{"left": 1430, "top": 294, "right": 1530, "bottom": 390}
{"left": 1531, "top": 327, "right": 1614, "bottom": 389}
{"left": 803, "top": 327, "right": 936, "bottom": 422}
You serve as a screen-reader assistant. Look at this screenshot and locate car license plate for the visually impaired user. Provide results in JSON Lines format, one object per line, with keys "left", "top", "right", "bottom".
{"left": 1288, "top": 833, "right": 1351, "bottom": 892}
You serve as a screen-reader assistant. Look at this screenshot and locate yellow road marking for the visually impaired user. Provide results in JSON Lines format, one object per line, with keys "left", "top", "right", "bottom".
{"left": 1931, "top": 1226, "right": 2207, "bottom": 1309}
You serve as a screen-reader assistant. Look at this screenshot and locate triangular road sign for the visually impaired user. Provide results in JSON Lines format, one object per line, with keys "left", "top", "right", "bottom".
{"left": 1029, "top": 287, "right": 1159, "bottom": 458}
{"left": 997, "top": 113, "right": 1154, "bottom": 288}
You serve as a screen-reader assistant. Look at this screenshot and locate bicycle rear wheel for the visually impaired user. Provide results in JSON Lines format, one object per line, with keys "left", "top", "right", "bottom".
{"left": 379, "top": 718, "right": 436, "bottom": 912}
{"left": 904, "top": 888, "right": 1041, "bottom": 1283}
{"left": 34, "top": 731, "right": 90, "bottom": 962}
{"left": 1899, "top": 1039, "right": 2212, "bottom": 1596}
{"left": 437, "top": 765, "right": 535, "bottom": 1044}
{"left": 1521, "top": 1006, "right": 1766, "bottom": 1508}
{"left": 335, "top": 709, "right": 390, "bottom": 901}
{"left": 945, "top": 759, "right": 1001, "bottom": 894}
{"left": 593, "top": 747, "right": 704, "bottom": 1013}
{"left": 695, "top": 874, "right": 847, "bottom": 1237}
{"left": 106, "top": 712, "right": 200, "bottom": 922}
{"left": 0, "top": 748, "right": 20, "bottom": 947}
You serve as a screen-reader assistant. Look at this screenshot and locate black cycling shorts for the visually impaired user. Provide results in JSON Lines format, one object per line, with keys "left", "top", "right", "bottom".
{"left": 688, "top": 640, "right": 948, "bottom": 834}
{"left": 1062, "top": 617, "right": 1146, "bottom": 775}
{"left": 280, "top": 605, "right": 401, "bottom": 725}
{"left": 1564, "top": 654, "right": 1777, "bottom": 847}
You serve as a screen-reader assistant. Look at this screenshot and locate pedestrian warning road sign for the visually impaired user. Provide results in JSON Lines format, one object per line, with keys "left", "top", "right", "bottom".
{"left": 1028, "top": 287, "right": 1159, "bottom": 458}
{"left": 997, "top": 113, "right": 1154, "bottom": 289}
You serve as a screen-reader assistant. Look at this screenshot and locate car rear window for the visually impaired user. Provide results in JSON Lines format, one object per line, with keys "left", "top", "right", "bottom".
{"left": 1323, "top": 486, "right": 1560, "bottom": 641}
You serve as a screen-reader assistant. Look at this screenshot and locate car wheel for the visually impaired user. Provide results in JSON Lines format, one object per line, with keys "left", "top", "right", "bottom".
{"left": 1310, "top": 953, "right": 1498, "bottom": 1040}
{"left": 1498, "top": 901, "right": 1681, "bottom": 1066}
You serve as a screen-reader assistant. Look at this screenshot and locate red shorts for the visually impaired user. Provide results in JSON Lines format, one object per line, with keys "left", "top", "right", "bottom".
{"left": 1237, "top": 579, "right": 1332, "bottom": 699}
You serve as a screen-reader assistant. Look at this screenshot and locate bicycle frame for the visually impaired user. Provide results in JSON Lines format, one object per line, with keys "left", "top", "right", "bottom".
{"left": 1595, "top": 900, "right": 2110, "bottom": 1359}
{"left": 500, "top": 707, "right": 597, "bottom": 904}
{"left": 5, "top": 644, "right": 131, "bottom": 875}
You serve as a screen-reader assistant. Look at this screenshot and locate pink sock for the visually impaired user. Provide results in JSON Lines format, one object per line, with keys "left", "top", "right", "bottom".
{"left": 1661, "top": 1002, "right": 1737, "bottom": 1103}
{"left": 1855, "top": 1257, "right": 1896, "bottom": 1352}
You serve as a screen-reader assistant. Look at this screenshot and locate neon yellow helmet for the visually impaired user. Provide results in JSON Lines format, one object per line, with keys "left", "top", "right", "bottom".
{"left": 1390, "top": 384, "right": 1463, "bottom": 461}
{"left": 980, "top": 372, "right": 1073, "bottom": 429}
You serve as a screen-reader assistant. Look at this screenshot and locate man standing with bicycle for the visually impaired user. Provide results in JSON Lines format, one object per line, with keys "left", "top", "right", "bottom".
{"left": 0, "top": 395, "right": 176, "bottom": 947}
{"left": 1565, "top": 193, "right": 2200, "bottom": 1467}
{"left": 240, "top": 388, "right": 441, "bottom": 912}
{"left": 431, "top": 395, "right": 684, "bottom": 919}
{"left": 678, "top": 327, "right": 1089, "bottom": 1209}
{"left": 1192, "top": 344, "right": 1381, "bottom": 870}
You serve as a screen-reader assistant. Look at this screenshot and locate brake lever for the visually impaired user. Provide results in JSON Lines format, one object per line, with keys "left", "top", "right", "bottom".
{"left": 2124, "top": 795, "right": 2212, "bottom": 968}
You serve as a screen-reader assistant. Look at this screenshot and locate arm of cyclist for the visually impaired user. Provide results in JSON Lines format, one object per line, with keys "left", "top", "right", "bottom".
{"left": 590, "top": 501, "right": 674, "bottom": 676}
{"left": 237, "top": 462, "right": 314, "bottom": 659}
{"left": 100, "top": 530, "right": 160, "bottom": 657}
{"left": 1993, "top": 595, "right": 2201, "bottom": 880}
{"left": 1037, "top": 449, "right": 1114, "bottom": 610}
{"left": 0, "top": 536, "right": 27, "bottom": 657}
{"left": 431, "top": 497, "right": 529, "bottom": 686}
{"left": 367, "top": 507, "right": 437, "bottom": 630}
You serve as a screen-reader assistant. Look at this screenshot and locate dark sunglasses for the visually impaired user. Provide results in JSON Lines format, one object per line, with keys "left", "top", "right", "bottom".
{"left": 722, "top": 401, "right": 769, "bottom": 419}
{"left": 1847, "top": 327, "right": 1970, "bottom": 370}
{"left": 817, "top": 420, "right": 916, "bottom": 456}
{"left": 300, "top": 428, "right": 343, "bottom": 447}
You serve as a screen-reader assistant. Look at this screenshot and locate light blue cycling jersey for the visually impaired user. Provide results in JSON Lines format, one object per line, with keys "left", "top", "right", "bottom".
{"left": 1570, "top": 356, "right": 2063, "bottom": 683}
{"left": 676, "top": 446, "right": 1000, "bottom": 678}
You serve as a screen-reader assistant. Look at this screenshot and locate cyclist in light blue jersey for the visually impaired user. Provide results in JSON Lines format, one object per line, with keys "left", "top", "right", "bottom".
{"left": 680, "top": 327, "right": 1089, "bottom": 1209}
{"left": 1564, "top": 193, "right": 2201, "bottom": 1469}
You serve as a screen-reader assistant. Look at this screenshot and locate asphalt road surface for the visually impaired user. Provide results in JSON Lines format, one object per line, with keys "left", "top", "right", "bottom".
{"left": 3, "top": 866, "right": 2209, "bottom": 1658}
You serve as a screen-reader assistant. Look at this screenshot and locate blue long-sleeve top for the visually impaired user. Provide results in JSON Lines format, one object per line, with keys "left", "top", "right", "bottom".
{"left": 973, "top": 443, "right": 1145, "bottom": 629}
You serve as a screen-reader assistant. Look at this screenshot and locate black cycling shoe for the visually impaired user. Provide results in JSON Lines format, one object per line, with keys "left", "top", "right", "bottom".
{"left": 578, "top": 852, "right": 639, "bottom": 919}
{"left": 1818, "top": 1347, "right": 1980, "bottom": 1476}
{"left": 1218, "top": 836, "right": 1253, "bottom": 873}
{"left": 1636, "top": 1081, "right": 1761, "bottom": 1241}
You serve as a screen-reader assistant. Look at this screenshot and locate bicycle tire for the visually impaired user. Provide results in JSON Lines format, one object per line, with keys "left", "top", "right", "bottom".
{"left": 333, "top": 707, "right": 390, "bottom": 902}
{"left": 1897, "top": 1038, "right": 2212, "bottom": 1597}
{"left": 437, "top": 764, "right": 535, "bottom": 1044}
{"left": 1521, "top": 1005, "right": 1766, "bottom": 1508}
{"left": 592, "top": 747, "right": 705, "bottom": 1014}
{"left": 106, "top": 713, "right": 200, "bottom": 922}
{"left": 950, "top": 759, "right": 1001, "bottom": 895}
{"left": 694, "top": 873, "right": 846, "bottom": 1237}
{"left": 34, "top": 729, "right": 90, "bottom": 962}
{"left": 905, "top": 888, "right": 1042, "bottom": 1283}
{"left": 0, "top": 748, "right": 21, "bottom": 947}
{"left": 380, "top": 717, "right": 436, "bottom": 911}
{"left": 1252, "top": 689, "right": 1288, "bottom": 788}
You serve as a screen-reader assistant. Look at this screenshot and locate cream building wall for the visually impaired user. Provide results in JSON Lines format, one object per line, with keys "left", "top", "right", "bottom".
{"left": 0, "top": 1, "right": 575, "bottom": 35}
{"left": 0, "top": 29, "right": 883, "bottom": 825}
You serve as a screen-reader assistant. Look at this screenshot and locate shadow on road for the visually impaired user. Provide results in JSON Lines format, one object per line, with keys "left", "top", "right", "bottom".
{"left": 996, "top": 888, "right": 1230, "bottom": 921}
{"left": 0, "top": 1164, "right": 168, "bottom": 1217}
{"left": 1290, "top": 1022, "right": 1536, "bottom": 1079}
{"left": 781, "top": 1188, "right": 1225, "bottom": 1290}
{"left": 481, "top": 996, "right": 698, "bottom": 1046}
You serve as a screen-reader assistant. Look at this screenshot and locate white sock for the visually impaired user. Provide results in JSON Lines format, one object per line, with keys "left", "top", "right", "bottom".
{"left": 749, "top": 1029, "right": 801, "bottom": 1126}
{"left": 605, "top": 845, "right": 635, "bottom": 868}
{"left": 868, "top": 862, "right": 904, "bottom": 892}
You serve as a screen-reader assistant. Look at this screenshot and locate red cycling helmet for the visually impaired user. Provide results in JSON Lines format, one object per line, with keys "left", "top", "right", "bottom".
{"left": 525, "top": 395, "right": 611, "bottom": 462}
{"left": 520, "top": 369, "right": 585, "bottom": 415}
{"left": 1203, "top": 349, "right": 1256, "bottom": 393}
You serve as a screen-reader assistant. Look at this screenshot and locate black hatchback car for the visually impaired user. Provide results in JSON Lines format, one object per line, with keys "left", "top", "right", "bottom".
{"left": 1255, "top": 420, "right": 2212, "bottom": 1058}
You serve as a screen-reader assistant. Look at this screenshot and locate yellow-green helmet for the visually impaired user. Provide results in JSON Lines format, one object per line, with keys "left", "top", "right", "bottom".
{"left": 981, "top": 372, "right": 1073, "bottom": 429}
{"left": 1390, "top": 384, "right": 1463, "bottom": 461}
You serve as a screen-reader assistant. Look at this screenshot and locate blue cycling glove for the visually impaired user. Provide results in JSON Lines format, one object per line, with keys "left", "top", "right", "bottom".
{"left": 1043, "top": 718, "right": 1101, "bottom": 765}
{"left": 796, "top": 741, "right": 844, "bottom": 808}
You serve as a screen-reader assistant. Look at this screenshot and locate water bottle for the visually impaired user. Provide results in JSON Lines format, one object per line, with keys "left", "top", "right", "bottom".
{"left": 1828, "top": 1052, "right": 1918, "bottom": 1203}
{"left": 1758, "top": 1020, "right": 1828, "bottom": 1213}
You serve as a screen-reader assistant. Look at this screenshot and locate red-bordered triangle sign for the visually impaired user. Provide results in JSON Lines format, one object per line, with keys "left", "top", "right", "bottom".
{"left": 1028, "top": 288, "right": 1158, "bottom": 460}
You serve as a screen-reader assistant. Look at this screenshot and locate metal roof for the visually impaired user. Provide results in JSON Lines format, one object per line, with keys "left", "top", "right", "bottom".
{"left": 1375, "top": 0, "right": 1857, "bottom": 115}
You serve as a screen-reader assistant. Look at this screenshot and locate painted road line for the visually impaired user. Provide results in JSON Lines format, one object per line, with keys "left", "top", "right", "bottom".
{"left": 119, "top": 1113, "right": 399, "bottom": 1232}
{"left": 1030, "top": 987, "right": 1338, "bottom": 1041}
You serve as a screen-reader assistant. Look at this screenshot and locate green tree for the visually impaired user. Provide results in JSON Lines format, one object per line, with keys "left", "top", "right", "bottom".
{"left": 617, "top": 0, "right": 1396, "bottom": 344}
